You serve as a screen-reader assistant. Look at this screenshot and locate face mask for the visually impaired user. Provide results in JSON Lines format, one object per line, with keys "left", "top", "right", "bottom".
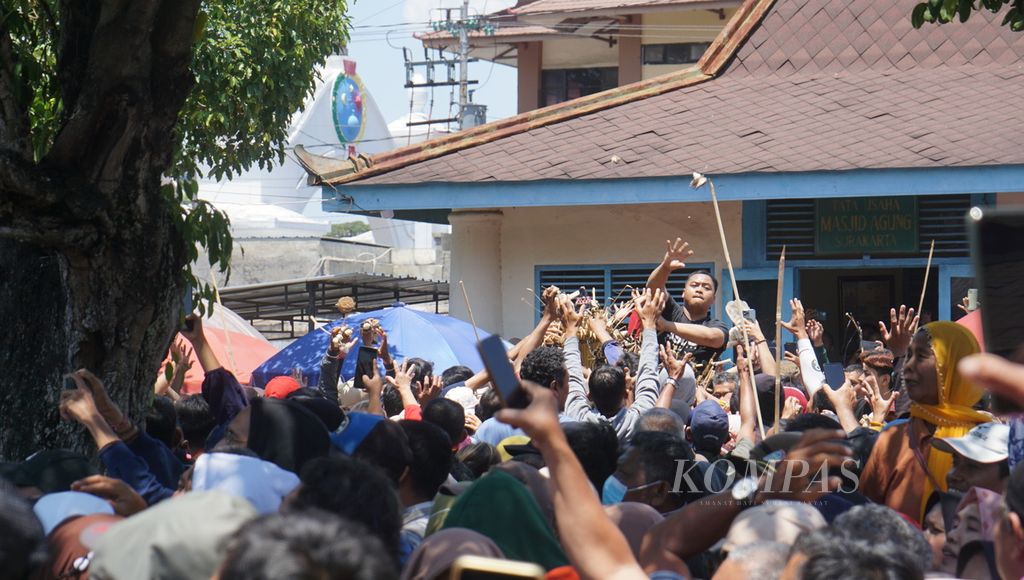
{"left": 602, "top": 475, "right": 628, "bottom": 505}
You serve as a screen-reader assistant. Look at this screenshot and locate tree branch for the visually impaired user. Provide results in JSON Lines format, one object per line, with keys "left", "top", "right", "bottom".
{"left": 0, "top": 148, "right": 114, "bottom": 237}
{"left": 0, "top": 216, "right": 99, "bottom": 248}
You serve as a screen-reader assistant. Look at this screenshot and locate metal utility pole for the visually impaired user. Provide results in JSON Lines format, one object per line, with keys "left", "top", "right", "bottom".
{"left": 458, "top": 0, "right": 470, "bottom": 129}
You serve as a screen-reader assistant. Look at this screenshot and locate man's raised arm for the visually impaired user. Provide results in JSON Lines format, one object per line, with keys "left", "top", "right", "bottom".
{"left": 646, "top": 238, "right": 693, "bottom": 292}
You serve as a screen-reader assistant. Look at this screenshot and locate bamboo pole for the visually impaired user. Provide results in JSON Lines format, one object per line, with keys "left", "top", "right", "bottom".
{"left": 459, "top": 280, "right": 481, "bottom": 343}
{"left": 699, "top": 173, "right": 766, "bottom": 439}
{"left": 917, "top": 239, "right": 936, "bottom": 318}
{"left": 774, "top": 246, "right": 786, "bottom": 430}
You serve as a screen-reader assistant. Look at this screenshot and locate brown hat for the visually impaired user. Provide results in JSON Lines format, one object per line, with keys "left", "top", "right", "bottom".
{"left": 859, "top": 347, "right": 895, "bottom": 371}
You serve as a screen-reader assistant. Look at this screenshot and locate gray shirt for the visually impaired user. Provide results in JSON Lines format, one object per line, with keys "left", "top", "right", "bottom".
{"left": 563, "top": 329, "right": 661, "bottom": 443}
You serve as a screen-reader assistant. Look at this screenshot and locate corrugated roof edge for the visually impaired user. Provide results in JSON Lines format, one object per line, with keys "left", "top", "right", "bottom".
{"left": 295, "top": 0, "right": 776, "bottom": 186}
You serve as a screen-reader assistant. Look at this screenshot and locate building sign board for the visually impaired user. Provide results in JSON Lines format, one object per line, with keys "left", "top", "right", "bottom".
{"left": 815, "top": 198, "right": 918, "bottom": 255}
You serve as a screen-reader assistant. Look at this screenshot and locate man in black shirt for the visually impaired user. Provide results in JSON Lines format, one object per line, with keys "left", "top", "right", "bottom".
{"left": 646, "top": 238, "right": 729, "bottom": 367}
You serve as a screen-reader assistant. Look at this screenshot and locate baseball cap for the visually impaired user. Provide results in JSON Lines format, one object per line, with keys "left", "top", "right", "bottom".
{"left": 264, "top": 376, "right": 302, "bottom": 399}
{"left": 931, "top": 422, "right": 1009, "bottom": 464}
{"left": 689, "top": 401, "right": 729, "bottom": 451}
{"left": 33, "top": 491, "right": 115, "bottom": 535}
{"left": 722, "top": 500, "right": 826, "bottom": 552}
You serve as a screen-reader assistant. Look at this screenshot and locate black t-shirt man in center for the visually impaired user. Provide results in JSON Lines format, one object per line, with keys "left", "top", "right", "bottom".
{"left": 646, "top": 238, "right": 729, "bottom": 367}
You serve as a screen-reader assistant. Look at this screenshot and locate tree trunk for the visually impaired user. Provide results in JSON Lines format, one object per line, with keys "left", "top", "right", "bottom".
{"left": 0, "top": 0, "right": 200, "bottom": 460}
{"left": 0, "top": 199, "right": 184, "bottom": 460}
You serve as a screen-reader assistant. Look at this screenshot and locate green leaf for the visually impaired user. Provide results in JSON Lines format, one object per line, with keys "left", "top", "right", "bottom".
{"left": 912, "top": 3, "right": 929, "bottom": 27}
{"left": 958, "top": 0, "right": 972, "bottom": 22}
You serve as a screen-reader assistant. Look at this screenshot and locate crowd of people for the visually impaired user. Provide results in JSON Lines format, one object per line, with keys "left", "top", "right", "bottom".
{"left": 4, "top": 237, "right": 1024, "bottom": 580}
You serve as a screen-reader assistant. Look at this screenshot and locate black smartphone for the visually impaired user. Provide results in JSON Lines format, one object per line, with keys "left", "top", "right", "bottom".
{"left": 477, "top": 335, "right": 529, "bottom": 409}
{"left": 353, "top": 345, "right": 379, "bottom": 391}
{"left": 181, "top": 287, "right": 194, "bottom": 332}
{"left": 968, "top": 206, "right": 1024, "bottom": 413}
{"left": 783, "top": 342, "right": 798, "bottom": 355}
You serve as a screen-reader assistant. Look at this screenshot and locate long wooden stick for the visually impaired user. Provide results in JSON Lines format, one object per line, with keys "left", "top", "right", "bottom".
{"left": 706, "top": 176, "right": 765, "bottom": 439}
{"left": 917, "top": 239, "right": 935, "bottom": 317}
{"left": 459, "top": 280, "right": 481, "bottom": 343}
{"left": 774, "top": 246, "right": 786, "bottom": 430}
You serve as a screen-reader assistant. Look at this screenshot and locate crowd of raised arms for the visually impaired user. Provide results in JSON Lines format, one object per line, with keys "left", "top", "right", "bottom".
{"left": 6, "top": 237, "right": 1024, "bottom": 580}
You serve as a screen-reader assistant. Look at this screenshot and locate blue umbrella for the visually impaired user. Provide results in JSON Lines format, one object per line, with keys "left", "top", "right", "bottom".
{"left": 251, "top": 303, "right": 501, "bottom": 388}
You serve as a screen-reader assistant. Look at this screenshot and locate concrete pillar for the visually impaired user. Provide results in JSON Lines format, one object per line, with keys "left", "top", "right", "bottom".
{"left": 448, "top": 210, "right": 504, "bottom": 335}
{"left": 517, "top": 42, "right": 542, "bottom": 113}
{"left": 618, "top": 15, "right": 642, "bottom": 85}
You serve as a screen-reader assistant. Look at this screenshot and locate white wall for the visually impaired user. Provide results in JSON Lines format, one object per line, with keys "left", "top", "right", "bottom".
{"left": 449, "top": 201, "right": 744, "bottom": 338}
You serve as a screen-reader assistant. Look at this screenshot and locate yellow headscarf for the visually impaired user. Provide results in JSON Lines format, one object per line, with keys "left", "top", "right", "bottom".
{"left": 909, "top": 321, "right": 990, "bottom": 517}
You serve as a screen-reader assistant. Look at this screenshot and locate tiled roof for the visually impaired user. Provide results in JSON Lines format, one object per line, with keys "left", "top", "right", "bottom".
{"left": 512, "top": 0, "right": 727, "bottom": 16}
{"left": 304, "top": 0, "right": 1024, "bottom": 187}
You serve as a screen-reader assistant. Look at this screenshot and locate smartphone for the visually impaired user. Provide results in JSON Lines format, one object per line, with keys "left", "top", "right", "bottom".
{"left": 968, "top": 206, "right": 1024, "bottom": 413}
{"left": 477, "top": 335, "right": 529, "bottom": 409}
{"left": 967, "top": 288, "right": 978, "bottom": 311}
{"left": 449, "top": 555, "right": 544, "bottom": 580}
{"left": 783, "top": 342, "right": 797, "bottom": 355}
{"left": 823, "top": 362, "right": 846, "bottom": 390}
{"left": 742, "top": 309, "right": 757, "bottom": 323}
{"left": 353, "top": 345, "right": 379, "bottom": 391}
{"left": 181, "top": 287, "right": 194, "bottom": 332}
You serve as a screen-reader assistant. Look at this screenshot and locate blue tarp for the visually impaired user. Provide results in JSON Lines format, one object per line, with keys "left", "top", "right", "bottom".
{"left": 250, "top": 303, "right": 500, "bottom": 388}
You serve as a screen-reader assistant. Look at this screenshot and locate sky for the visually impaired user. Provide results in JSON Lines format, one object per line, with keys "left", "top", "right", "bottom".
{"left": 345, "top": 0, "right": 518, "bottom": 127}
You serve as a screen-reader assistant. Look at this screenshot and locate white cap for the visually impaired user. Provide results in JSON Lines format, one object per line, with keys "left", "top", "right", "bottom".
{"left": 444, "top": 386, "right": 479, "bottom": 414}
{"left": 192, "top": 452, "right": 300, "bottom": 514}
{"left": 33, "top": 491, "right": 114, "bottom": 535}
{"left": 932, "top": 422, "right": 1009, "bottom": 464}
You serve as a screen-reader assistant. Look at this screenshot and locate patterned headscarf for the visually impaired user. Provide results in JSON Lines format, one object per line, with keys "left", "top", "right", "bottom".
{"left": 910, "top": 322, "right": 991, "bottom": 518}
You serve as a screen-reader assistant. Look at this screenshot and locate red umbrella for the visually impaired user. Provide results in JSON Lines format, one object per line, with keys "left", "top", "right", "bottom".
{"left": 957, "top": 309, "right": 985, "bottom": 352}
{"left": 173, "top": 306, "right": 279, "bottom": 394}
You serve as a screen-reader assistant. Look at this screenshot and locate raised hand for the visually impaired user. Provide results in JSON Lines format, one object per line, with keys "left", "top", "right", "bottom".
{"left": 179, "top": 314, "right": 205, "bottom": 347}
{"left": 740, "top": 318, "right": 764, "bottom": 342}
{"left": 362, "top": 359, "right": 384, "bottom": 396}
{"left": 588, "top": 308, "right": 609, "bottom": 335}
{"left": 557, "top": 294, "right": 582, "bottom": 335}
{"left": 781, "top": 396, "right": 803, "bottom": 421}
{"left": 735, "top": 343, "right": 750, "bottom": 374}
{"left": 416, "top": 375, "right": 443, "bottom": 404}
{"left": 386, "top": 360, "right": 416, "bottom": 394}
{"left": 780, "top": 298, "right": 808, "bottom": 339}
{"left": 662, "top": 238, "right": 694, "bottom": 271}
{"left": 864, "top": 373, "right": 895, "bottom": 423}
{"left": 59, "top": 377, "right": 103, "bottom": 425}
{"left": 659, "top": 345, "right": 690, "bottom": 380}
{"left": 806, "top": 319, "right": 824, "bottom": 347}
{"left": 542, "top": 285, "right": 561, "bottom": 318}
{"left": 957, "top": 295, "right": 972, "bottom": 315}
{"left": 759, "top": 429, "right": 853, "bottom": 504}
{"left": 824, "top": 381, "right": 856, "bottom": 414}
{"left": 634, "top": 287, "right": 666, "bottom": 329}
{"left": 74, "top": 369, "right": 127, "bottom": 429}
{"left": 878, "top": 305, "right": 919, "bottom": 357}
{"left": 72, "top": 475, "right": 147, "bottom": 517}
{"left": 329, "top": 326, "right": 355, "bottom": 356}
